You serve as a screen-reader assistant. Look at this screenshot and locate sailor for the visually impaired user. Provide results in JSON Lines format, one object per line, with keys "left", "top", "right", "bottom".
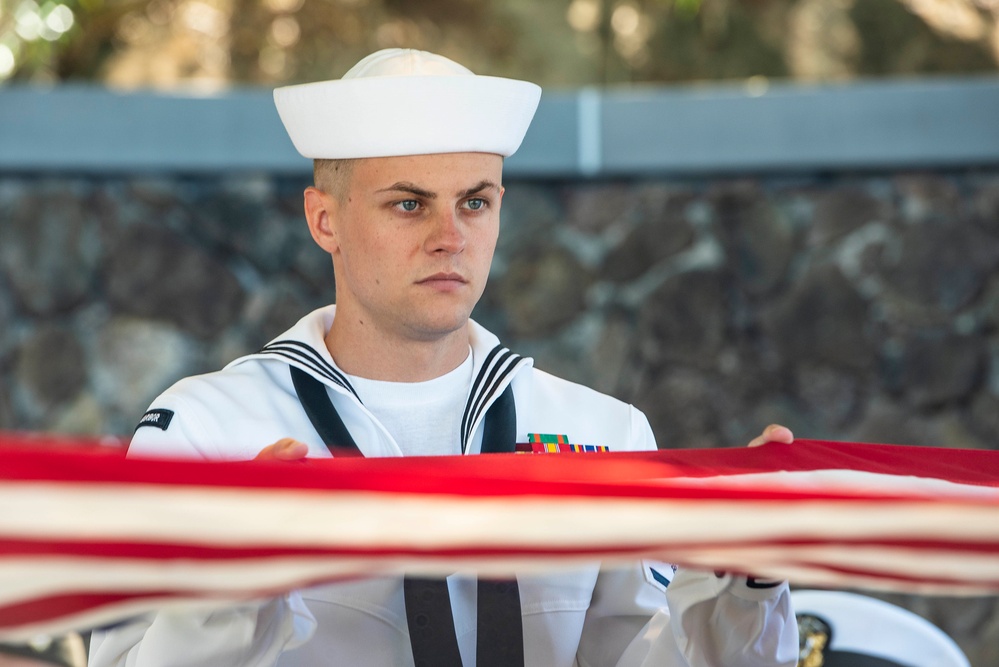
{"left": 89, "top": 48, "right": 798, "bottom": 666}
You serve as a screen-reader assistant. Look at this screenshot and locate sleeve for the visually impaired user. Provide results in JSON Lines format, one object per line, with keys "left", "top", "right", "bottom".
{"left": 126, "top": 388, "right": 241, "bottom": 461}
{"left": 575, "top": 408, "right": 799, "bottom": 667}
{"left": 88, "top": 595, "right": 317, "bottom": 667}
{"left": 88, "top": 390, "right": 317, "bottom": 667}
{"left": 653, "top": 570, "right": 797, "bottom": 666}
{"left": 579, "top": 554, "right": 798, "bottom": 667}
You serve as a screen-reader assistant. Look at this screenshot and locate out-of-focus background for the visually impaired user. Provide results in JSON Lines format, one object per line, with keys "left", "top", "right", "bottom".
{"left": 2, "top": 0, "right": 999, "bottom": 664}
{"left": 2, "top": 0, "right": 999, "bottom": 87}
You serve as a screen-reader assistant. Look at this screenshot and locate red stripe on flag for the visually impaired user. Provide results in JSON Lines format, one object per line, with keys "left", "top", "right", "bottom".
{"left": 0, "top": 591, "right": 180, "bottom": 627}
{"left": 2, "top": 434, "right": 997, "bottom": 490}
{"left": 2, "top": 532, "right": 999, "bottom": 561}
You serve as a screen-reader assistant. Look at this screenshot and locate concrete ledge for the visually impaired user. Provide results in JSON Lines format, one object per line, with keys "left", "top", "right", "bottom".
{"left": 596, "top": 77, "right": 999, "bottom": 176}
{"left": 2, "top": 77, "right": 998, "bottom": 176}
{"left": 0, "top": 86, "right": 303, "bottom": 174}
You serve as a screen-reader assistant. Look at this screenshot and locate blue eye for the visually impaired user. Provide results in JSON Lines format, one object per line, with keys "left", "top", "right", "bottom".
{"left": 398, "top": 200, "right": 418, "bottom": 212}
{"left": 466, "top": 198, "right": 485, "bottom": 211}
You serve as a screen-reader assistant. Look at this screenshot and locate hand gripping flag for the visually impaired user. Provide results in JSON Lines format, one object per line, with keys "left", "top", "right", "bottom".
{"left": 0, "top": 432, "right": 997, "bottom": 640}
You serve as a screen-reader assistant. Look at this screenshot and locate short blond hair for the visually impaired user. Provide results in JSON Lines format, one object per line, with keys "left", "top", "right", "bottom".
{"left": 313, "top": 159, "right": 356, "bottom": 201}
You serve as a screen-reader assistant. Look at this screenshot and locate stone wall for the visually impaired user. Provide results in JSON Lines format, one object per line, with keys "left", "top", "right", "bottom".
{"left": 2, "top": 169, "right": 999, "bottom": 662}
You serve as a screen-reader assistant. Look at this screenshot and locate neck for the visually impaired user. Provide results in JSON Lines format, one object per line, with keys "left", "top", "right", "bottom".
{"left": 324, "top": 310, "right": 471, "bottom": 382}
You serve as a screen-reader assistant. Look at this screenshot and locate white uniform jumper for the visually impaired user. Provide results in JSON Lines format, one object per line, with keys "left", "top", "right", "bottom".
{"left": 89, "top": 305, "right": 798, "bottom": 667}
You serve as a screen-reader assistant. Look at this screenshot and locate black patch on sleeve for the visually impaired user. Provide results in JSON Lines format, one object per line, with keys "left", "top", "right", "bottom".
{"left": 746, "top": 576, "right": 783, "bottom": 589}
{"left": 135, "top": 409, "right": 174, "bottom": 432}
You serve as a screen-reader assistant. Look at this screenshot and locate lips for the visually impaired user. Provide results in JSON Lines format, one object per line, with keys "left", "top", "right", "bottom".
{"left": 418, "top": 272, "right": 467, "bottom": 284}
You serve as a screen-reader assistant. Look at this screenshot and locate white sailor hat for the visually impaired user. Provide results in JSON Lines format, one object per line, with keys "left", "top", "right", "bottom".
{"left": 273, "top": 48, "right": 542, "bottom": 160}
{"left": 792, "top": 590, "right": 970, "bottom": 667}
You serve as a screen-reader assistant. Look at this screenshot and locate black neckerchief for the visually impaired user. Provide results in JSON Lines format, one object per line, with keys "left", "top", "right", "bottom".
{"left": 290, "top": 366, "right": 524, "bottom": 667}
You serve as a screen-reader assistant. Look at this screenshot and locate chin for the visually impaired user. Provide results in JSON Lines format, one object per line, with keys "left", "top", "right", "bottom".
{"left": 406, "top": 313, "right": 471, "bottom": 341}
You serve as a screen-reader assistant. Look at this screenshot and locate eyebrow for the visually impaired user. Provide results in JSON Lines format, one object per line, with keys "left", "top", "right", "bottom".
{"left": 458, "top": 180, "right": 501, "bottom": 199}
{"left": 377, "top": 182, "right": 436, "bottom": 199}
{"left": 376, "top": 180, "right": 501, "bottom": 200}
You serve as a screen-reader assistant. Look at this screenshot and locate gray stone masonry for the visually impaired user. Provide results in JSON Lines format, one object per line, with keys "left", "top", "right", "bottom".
{"left": 2, "top": 169, "right": 999, "bottom": 663}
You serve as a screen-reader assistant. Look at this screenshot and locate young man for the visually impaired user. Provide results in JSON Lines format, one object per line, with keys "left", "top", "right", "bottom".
{"left": 89, "top": 49, "right": 797, "bottom": 666}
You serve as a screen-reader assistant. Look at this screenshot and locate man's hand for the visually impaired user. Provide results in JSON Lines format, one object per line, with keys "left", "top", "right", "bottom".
{"left": 747, "top": 424, "right": 794, "bottom": 448}
{"left": 254, "top": 438, "right": 310, "bottom": 461}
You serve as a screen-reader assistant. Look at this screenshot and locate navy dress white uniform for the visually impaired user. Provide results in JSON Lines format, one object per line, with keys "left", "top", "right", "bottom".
{"left": 90, "top": 307, "right": 797, "bottom": 667}
{"left": 89, "top": 49, "right": 798, "bottom": 666}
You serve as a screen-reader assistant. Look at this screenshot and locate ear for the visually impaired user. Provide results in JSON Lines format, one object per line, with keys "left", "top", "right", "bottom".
{"left": 304, "top": 187, "right": 339, "bottom": 255}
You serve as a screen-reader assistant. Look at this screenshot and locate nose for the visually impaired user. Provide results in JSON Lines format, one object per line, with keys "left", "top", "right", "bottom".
{"left": 425, "top": 208, "right": 465, "bottom": 255}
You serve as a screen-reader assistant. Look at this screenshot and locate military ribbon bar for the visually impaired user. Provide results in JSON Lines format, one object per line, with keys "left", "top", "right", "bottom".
{"left": 515, "top": 442, "right": 610, "bottom": 453}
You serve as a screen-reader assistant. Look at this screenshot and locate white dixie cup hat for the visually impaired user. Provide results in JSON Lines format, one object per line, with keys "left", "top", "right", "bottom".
{"left": 792, "top": 589, "right": 971, "bottom": 667}
{"left": 273, "top": 48, "right": 542, "bottom": 159}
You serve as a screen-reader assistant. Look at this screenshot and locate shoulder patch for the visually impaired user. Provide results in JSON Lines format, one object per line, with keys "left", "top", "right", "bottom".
{"left": 135, "top": 409, "right": 174, "bottom": 432}
{"left": 643, "top": 560, "right": 677, "bottom": 593}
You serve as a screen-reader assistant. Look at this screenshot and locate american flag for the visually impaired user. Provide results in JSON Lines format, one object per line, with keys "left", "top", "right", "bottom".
{"left": 0, "top": 433, "right": 997, "bottom": 641}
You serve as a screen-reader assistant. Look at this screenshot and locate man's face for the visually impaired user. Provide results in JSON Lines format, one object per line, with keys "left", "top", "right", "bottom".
{"left": 324, "top": 152, "right": 503, "bottom": 343}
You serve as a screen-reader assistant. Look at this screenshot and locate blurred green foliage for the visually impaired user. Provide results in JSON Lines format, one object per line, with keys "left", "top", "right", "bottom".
{"left": 1, "top": 0, "right": 997, "bottom": 87}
